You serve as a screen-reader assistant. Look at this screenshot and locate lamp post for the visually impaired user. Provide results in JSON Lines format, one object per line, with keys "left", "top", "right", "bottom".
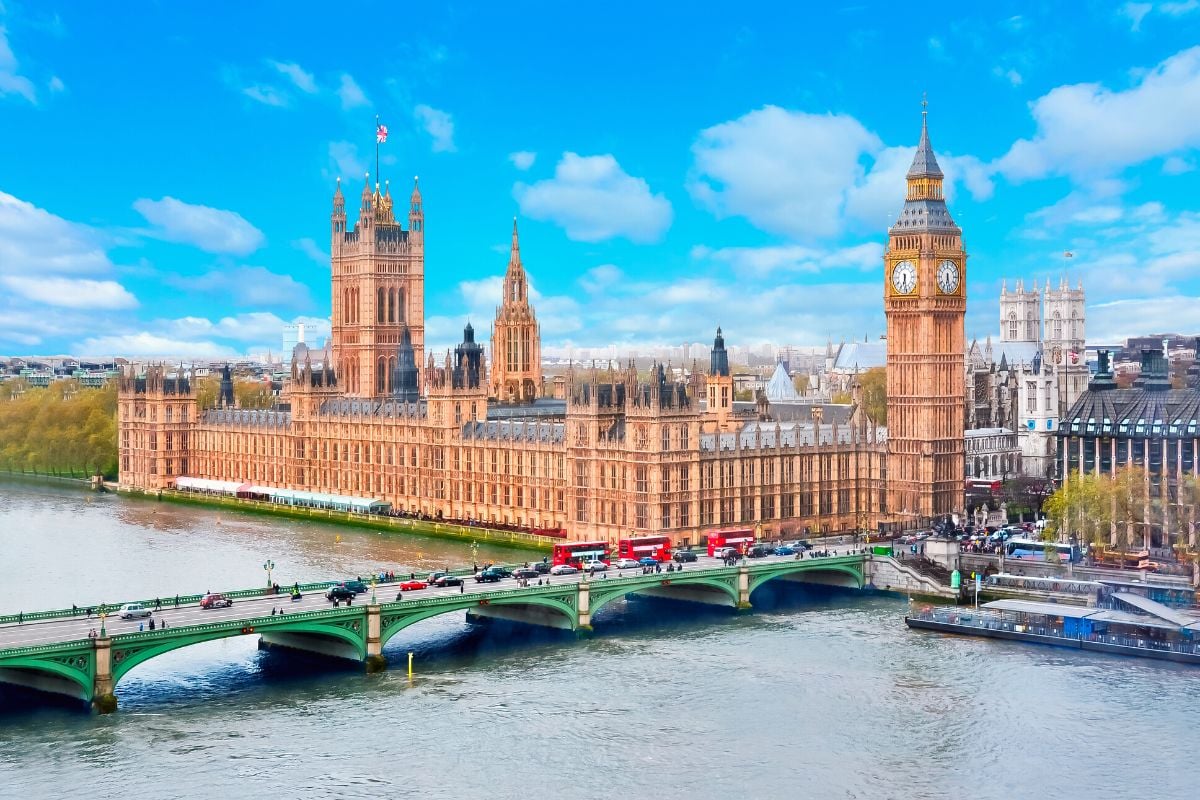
{"left": 370, "top": 575, "right": 377, "bottom": 605}
{"left": 99, "top": 605, "right": 107, "bottom": 638}
{"left": 263, "top": 559, "right": 275, "bottom": 588}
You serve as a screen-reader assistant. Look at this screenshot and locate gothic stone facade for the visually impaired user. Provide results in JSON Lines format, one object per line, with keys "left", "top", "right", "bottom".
{"left": 119, "top": 139, "right": 971, "bottom": 540}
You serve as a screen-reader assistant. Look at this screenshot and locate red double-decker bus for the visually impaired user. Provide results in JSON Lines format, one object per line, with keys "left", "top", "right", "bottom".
{"left": 618, "top": 535, "right": 671, "bottom": 563}
{"left": 706, "top": 528, "right": 756, "bottom": 557}
{"left": 551, "top": 541, "right": 611, "bottom": 567}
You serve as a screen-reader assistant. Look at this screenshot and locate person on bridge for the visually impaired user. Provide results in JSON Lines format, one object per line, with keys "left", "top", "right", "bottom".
{"left": 396, "top": 590, "right": 403, "bottom": 601}
{"left": 149, "top": 617, "right": 155, "bottom": 631}
{"left": 72, "top": 604, "right": 78, "bottom": 616}
{"left": 160, "top": 617, "right": 167, "bottom": 629}
{"left": 459, "top": 583, "right": 464, "bottom": 594}
{"left": 174, "top": 595, "right": 179, "bottom": 608}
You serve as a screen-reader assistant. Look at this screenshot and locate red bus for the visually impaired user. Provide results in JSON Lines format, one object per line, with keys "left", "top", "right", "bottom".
{"left": 706, "top": 528, "right": 756, "bottom": 557}
{"left": 618, "top": 535, "right": 671, "bottom": 563}
{"left": 551, "top": 541, "right": 611, "bottom": 567}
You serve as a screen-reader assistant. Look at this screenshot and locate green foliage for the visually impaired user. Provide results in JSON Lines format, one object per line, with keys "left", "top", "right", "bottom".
{"left": 0, "top": 381, "right": 118, "bottom": 479}
{"left": 792, "top": 373, "right": 810, "bottom": 394}
{"left": 831, "top": 390, "right": 852, "bottom": 404}
{"left": 734, "top": 388, "right": 754, "bottom": 402}
{"left": 859, "top": 367, "right": 887, "bottom": 424}
{"left": 235, "top": 379, "right": 276, "bottom": 410}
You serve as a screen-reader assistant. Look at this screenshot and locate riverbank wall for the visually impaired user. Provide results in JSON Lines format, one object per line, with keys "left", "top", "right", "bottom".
{"left": 0, "top": 470, "right": 92, "bottom": 489}
{"left": 117, "top": 486, "right": 555, "bottom": 554}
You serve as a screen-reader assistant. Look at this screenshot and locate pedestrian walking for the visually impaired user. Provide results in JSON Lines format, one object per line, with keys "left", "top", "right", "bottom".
{"left": 160, "top": 618, "right": 167, "bottom": 629}
{"left": 174, "top": 595, "right": 179, "bottom": 608}
{"left": 17, "top": 611, "right": 22, "bottom": 625}
{"left": 86, "top": 607, "right": 93, "bottom": 618}
{"left": 155, "top": 597, "right": 162, "bottom": 610}
{"left": 459, "top": 583, "right": 464, "bottom": 594}
{"left": 72, "top": 604, "right": 78, "bottom": 616}
{"left": 138, "top": 622, "right": 144, "bottom": 632}
{"left": 149, "top": 617, "right": 156, "bottom": 631}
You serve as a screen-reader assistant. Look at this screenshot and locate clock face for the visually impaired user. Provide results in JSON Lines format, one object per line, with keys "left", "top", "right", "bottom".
{"left": 891, "top": 260, "right": 917, "bottom": 294}
{"left": 936, "top": 260, "right": 960, "bottom": 294}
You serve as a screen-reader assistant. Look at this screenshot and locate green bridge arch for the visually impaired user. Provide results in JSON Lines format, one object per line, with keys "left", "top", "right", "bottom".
{"left": 747, "top": 560, "right": 865, "bottom": 595}
{"left": 0, "top": 646, "right": 94, "bottom": 700}
{"left": 586, "top": 571, "right": 741, "bottom": 618}
{"left": 379, "top": 588, "right": 579, "bottom": 646}
{"left": 109, "top": 613, "right": 368, "bottom": 688}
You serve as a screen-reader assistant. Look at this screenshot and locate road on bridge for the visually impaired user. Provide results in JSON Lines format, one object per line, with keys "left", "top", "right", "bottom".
{"left": 0, "top": 550, "right": 858, "bottom": 650}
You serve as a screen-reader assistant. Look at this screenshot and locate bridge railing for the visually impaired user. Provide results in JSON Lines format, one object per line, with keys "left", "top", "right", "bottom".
{"left": 0, "top": 561, "right": 534, "bottom": 627}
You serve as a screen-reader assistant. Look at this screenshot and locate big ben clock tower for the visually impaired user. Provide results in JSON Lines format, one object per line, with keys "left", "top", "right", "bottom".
{"left": 884, "top": 106, "right": 966, "bottom": 521}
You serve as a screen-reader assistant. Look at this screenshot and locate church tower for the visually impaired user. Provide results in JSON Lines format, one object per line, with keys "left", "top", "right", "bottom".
{"left": 884, "top": 106, "right": 966, "bottom": 520}
{"left": 330, "top": 174, "right": 425, "bottom": 398}
{"left": 489, "top": 219, "right": 542, "bottom": 403}
{"left": 705, "top": 327, "right": 734, "bottom": 432}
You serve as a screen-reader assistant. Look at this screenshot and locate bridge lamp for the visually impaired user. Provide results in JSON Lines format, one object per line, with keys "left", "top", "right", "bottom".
{"left": 263, "top": 559, "right": 275, "bottom": 587}
{"left": 370, "top": 576, "right": 377, "bottom": 604}
{"left": 99, "top": 606, "right": 107, "bottom": 638}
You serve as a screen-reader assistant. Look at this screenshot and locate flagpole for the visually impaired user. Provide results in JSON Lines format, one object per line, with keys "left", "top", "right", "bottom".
{"left": 375, "top": 114, "right": 380, "bottom": 187}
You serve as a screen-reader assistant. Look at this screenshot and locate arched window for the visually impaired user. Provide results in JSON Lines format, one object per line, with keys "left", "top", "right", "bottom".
{"left": 388, "top": 288, "right": 395, "bottom": 323}
{"left": 377, "top": 358, "right": 386, "bottom": 393}
{"left": 1052, "top": 312, "right": 1062, "bottom": 340}
{"left": 1007, "top": 311, "right": 1018, "bottom": 340}
{"left": 398, "top": 288, "right": 405, "bottom": 322}
{"left": 377, "top": 288, "right": 385, "bottom": 323}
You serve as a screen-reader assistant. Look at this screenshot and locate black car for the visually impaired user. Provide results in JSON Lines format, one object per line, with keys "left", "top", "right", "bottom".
{"left": 433, "top": 575, "right": 464, "bottom": 587}
{"left": 532, "top": 562, "right": 552, "bottom": 574}
{"left": 342, "top": 580, "right": 369, "bottom": 594}
{"left": 747, "top": 545, "right": 771, "bottom": 558}
{"left": 513, "top": 567, "right": 540, "bottom": 579}
{"left": 475, "top": 569, "right": 504, "bottom": 583}
{"left": 672, "top": 550, "right": 698, "bottom": 563}
{"left": 486, "top": 566, "right": 513, "bottom": 578}
{"left": 326, "top": 585, "right": 356, "bottom": 601}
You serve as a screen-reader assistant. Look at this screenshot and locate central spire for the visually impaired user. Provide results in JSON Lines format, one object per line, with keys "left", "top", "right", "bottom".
{"left": 508, "top": 217, "right": 521, "bottom": 270}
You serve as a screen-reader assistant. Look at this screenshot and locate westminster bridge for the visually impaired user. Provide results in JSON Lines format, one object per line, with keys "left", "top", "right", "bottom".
{"left": 0, "top": 551, "right": 952, "bottom": 712}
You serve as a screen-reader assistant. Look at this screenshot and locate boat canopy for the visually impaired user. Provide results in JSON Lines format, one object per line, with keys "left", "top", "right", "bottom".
{"left": 174, "top": 477, "right": 389, "bottom": 513}
{"left": 1110, "top": 592, "right": 1195, "bottom": 627}
{"left": 174, "top": 477, "right": 249, "bottom": 495}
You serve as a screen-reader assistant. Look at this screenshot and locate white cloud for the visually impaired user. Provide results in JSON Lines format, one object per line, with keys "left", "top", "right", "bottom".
{"left": 688, "top": 106, "right": 880, "bottom": 239}
{"left": 328, "top": 141, "right": 367, "bottom": 181}
{"left": 76, "top": 332, "right": 239, "bottom": 359}
{"left": 2, "top": 276, "right": 137, "bottom": 309}
{"left": 993, "top": 66, "right": 1023, "bottom": 86}
{"left": 293, "top": 237, "right": 329, "bottom": 265}
{"left": 579, "top": 264, "right": 622, "bottom": 293}
{"left": 414, "top": 104, "right": 456, "bottom": 152}
{"left": 509, "top": 151, "right": 537, "bottom": 170}
{"left": 1088, "top": 296, "right": 1200, "bottom": 342}
{"left": 242, "top": 83, "right": 289, "bottom": 107}
{"left": 1120, "top": 2, "right": 1153, "bottom": 30}
{"left": 692, "top": 242, "right": 883, "bottom": 278}
{"left": 515, "top": 152, "right": 673, "bottom": 243}
{"left": 48, "top": 75, "right": 63, "bottom": 93}
{"left": 996, "top": 46, "right": 1200, "bottom": 181}
{"left": 167, "top": 266, "right": 311, "bottom": 308}
{"left": 0, "top": 191, "right": 112, "bottom": 274}
{"left": 1163, "top": 155, "right": 1194, "bottom": 174}
{"left": 269, "top": 60, "right": 317, "bottom": 93}
{"left": 1162, "top": 1, "right": 1200, "bottom": 14}
{"left": 133, "top": 196, "right": 265, "bottom": 255}
{"left": 0, "top": 25, "right": 36, "bottom": 104}
{"left": 337, "top": 73, "right": 368, "bottom": 109}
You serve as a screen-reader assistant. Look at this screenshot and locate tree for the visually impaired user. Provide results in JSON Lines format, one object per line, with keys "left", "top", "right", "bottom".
{"left": 733, "top": 388, "right": 754, "bottom": 402}
{"left": 234, "top": 379, "right": 276, "bottom": 410}
{"left": 0, "top": 380, "right": 118, "bottom": 479}
{"left": 792, "top": 373, "right": 810, "bottom": 395}
{"left": 858, "top": 367, "right": 886, "bottom": 424}
{"left": 831, "top": 390, "right": 852, "bottom": 404}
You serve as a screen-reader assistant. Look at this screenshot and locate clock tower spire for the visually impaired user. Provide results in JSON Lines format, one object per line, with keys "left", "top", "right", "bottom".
{"left": 883, "top": 103, "right": 966, "bottom": 521}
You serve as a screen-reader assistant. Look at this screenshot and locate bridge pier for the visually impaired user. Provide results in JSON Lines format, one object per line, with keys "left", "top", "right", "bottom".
{"left": 576, "top": 582, "right": 592, "bottom": 635}
{"left": 365, "top": 604, "right": 386, "bottom": 672}
{"left": 93, "top": 636, "right": 117, "bottom": 714}
{"left": 737, "top": 565, "right": 752, "bottom": 610}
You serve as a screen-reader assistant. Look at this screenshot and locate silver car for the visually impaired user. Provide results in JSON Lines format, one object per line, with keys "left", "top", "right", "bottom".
{"left": 549, "top": 564, "right": 579, "bottom": 575}
{"left": 117, "top": 602, "right": 153, "bottom": 620}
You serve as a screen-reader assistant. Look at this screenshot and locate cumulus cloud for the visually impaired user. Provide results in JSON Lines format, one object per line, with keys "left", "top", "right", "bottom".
{"left": 328, "top": 141, "right": 367, "bottom": 181}
{"left": 133, "top": 196, "right": 265, "bottom": 255}
{"left": 74, "top": 332, "right": 240, "bottom": 359}
{"left": 688, "top": 106, "right": 880, "bottom": 239}
{"left": 337, "top": 73, "right": 369, "bottom": 109}
{"left": 1120, "top": 2, "right": 1153, "bottom": 30}
{"left": 689, "top": 106, "right": 992, "bottom": 239}
{"left": 269, "top": 60, "right": 317, "bottom": 93}
{"left": 515, "top": 152, "right": 673, "bottom": 243}
{"left": 2, "top": 276, "right": 137, "bottom": 309}
{"left": 0, "top": 25, "right": 37, "bottom": 104}
{"left": 692, "top": 242, "right": 883, "bottom": 278}
{"left": 509, "top": 151, "right": 537, "bottom": 170}
{"left": 0, "top": 191, "right": 112, "bottom": 274}
{"left": 166, "top": 266, "right": 311, "bottom": 308}
{"left": 579, "top": 264, "right": 622, "bottom": 293}
{"left": 293, "top": 237, "right": 329, "bottom": 265}
{"left": 996, "top": 46, "right": 1200, "bottom": 181}
{"left": 1088, "top": 296, "right": 1200, "bottom": 342}
{"left": 48, "top": 75, "right": 64, "bottom": 92}
{"left": 414, "top": 104, "right": 456, "bottom": 152}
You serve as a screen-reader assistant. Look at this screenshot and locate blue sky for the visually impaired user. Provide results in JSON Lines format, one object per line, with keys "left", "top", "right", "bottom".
{"left": 1, "top": 1, "right": 1200, "bottom": 358}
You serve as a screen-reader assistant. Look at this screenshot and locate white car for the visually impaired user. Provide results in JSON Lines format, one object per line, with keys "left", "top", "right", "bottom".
{"left": 583, "top": 560, "right": 607, "bottom": 573}
{"left": 118, "top": 602, "right": 153, "bottom": 620}
{"left": 614, "top": 557, "right": 641, "bottom": 569}
{"left": 549, "top": 564, "right": 579, "bottom": 575}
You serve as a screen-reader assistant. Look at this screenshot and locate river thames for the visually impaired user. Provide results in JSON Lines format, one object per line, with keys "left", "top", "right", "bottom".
{"left": 0, "top": 482, "right": 1195, "bottom": 799}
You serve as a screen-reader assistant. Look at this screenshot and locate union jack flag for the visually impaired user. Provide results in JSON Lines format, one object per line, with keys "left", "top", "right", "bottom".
{"left": 376, "top": 124, "right": 388, "bottom": 144}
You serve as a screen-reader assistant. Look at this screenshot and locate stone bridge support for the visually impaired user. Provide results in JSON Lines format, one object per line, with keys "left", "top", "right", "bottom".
{"left": 93, "top": 636, "right": 116, "bottom": 713}
{"left": 365, "top": 605, "right": 385, "bottom": 672}
{"left": 737, "top": 565, "right": 752, "bottom": 610}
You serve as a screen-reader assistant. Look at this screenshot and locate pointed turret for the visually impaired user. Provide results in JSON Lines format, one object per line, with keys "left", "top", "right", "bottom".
{"left": 408, "top": 176, "right": 424, "bottom": 244}
{"left": 907, "top": 105, "right": 944, "bottom": 179}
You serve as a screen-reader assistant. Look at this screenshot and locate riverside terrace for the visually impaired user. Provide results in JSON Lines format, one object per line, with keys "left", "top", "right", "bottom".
{"left": 0, "top": 551, "right": 954, "bottom": 713}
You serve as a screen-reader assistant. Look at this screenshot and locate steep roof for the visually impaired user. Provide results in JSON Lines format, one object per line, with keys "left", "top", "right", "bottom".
{"left": 763, "top": 362, "right": 799, "bottom": 402}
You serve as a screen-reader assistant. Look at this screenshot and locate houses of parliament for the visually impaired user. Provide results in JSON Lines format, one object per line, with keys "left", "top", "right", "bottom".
{"left": 118, "top": 112, "right": 966, "bottom": 542}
